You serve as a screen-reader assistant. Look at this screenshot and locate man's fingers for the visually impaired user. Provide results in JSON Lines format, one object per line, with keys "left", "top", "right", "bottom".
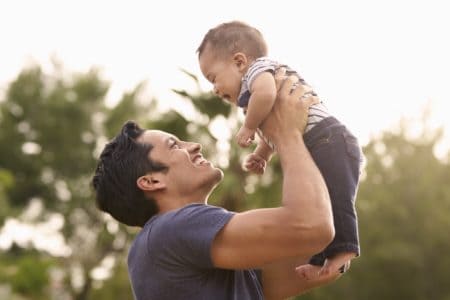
{"left": 290, "top": 85, "right": 320, "bottom": 108}
{"left": 278, "top": 75, "right": 300, "bottom": 98}
{"left": 289, "top": 82, "right": 308, "bottom": 99}
{"left": 274, "top": 67, "right": 287, "bottom": 90}
{"left": 301, "top": 95, "right": 320, "bottom": 107}
{"left": 310, "top": 95, "right": 320, "bottom": 105}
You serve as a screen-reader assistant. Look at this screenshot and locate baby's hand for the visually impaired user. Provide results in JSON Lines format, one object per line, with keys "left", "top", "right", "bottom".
{"left": 243, "top": 153, "right": 267, "bottom": 174}
{"left": 236, "top": 126, "right": 255, "bottom": 148}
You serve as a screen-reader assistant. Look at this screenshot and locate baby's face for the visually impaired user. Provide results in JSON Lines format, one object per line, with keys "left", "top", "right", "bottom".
{"left": 199, "top": 49, "right": 244, "bottom": 105}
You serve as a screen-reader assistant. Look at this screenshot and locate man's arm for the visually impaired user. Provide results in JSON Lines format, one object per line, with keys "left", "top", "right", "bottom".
{"left": 211, "top": 77, "right": 334, "bottom": 269}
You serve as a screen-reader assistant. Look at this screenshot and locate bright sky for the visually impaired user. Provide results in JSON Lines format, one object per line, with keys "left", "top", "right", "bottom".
{"left": 1, "top": 0, "right": 449, "bottom": 149}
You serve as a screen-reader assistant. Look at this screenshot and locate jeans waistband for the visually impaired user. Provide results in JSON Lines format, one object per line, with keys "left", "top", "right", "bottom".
{"left": 303, "top": 117, "right": 343, "bottom": 145}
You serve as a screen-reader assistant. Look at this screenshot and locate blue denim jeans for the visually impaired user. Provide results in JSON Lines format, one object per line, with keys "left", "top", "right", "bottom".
{"left": 304, "top": 117, "right": 363, "bottom": 266}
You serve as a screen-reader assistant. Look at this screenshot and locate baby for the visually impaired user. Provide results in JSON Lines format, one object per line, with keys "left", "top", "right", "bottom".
{"left": 197, "top": 21, "right": 363, "bottom": 279}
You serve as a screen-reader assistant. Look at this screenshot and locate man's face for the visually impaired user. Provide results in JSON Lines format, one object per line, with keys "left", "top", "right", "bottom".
{"left": 137, "top": 130, "right": 223, "bottom": 197}
{"left": 199, "top": 46, "right": 243, "bottom": 105}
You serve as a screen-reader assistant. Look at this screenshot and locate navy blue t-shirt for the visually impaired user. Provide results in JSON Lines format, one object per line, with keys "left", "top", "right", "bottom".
{"left": 127, "top": 203, "right": 264, "bottom": 300}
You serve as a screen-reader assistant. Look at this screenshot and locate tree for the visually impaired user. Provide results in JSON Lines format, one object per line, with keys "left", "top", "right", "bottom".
{"left": 0, "top": 63, "right": 154, "bottom": 299}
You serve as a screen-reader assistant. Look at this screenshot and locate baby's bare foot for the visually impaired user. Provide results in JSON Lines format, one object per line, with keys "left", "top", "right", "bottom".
{"left": 319, "top": 252, "right": 356, "bottom": 276}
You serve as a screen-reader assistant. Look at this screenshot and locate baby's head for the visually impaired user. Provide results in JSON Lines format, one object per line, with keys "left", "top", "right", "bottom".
{"left": 197, "top": 21, "right": 268, "bottom": 104}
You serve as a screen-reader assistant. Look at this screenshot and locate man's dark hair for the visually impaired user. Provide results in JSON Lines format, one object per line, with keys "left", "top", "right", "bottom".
{"left": 92, "top": 121, "right": 168, "bottom": 227}
{"left": 197, "top": 20, "right": 268, "bottom": 60}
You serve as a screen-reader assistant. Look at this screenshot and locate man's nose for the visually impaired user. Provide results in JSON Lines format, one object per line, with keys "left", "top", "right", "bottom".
{"left": 187, "top": 142, "right": 201, "bottom": 153}
{"left": 213, "top": 86, "right": 219, "bottom": 95}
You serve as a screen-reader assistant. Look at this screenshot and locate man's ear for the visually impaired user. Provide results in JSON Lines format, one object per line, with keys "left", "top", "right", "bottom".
{"left": 233, "top": 52, "right": 248, "bottom": 71}
{"left": 137, "top": 174, "right": 166, "bottom": 192}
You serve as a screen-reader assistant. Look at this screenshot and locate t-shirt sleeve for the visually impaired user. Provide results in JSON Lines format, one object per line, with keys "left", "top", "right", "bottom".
{"left": 153, "top": 204, "right": 234, "bottom": 269}
{"left": 246, "top": 60, "right": 276, "bottom": 92}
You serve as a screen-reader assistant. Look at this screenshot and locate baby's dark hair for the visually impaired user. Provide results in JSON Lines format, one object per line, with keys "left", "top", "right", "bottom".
{"left": 197, "top": 21, "right": 268, "bottom": 60}
{"left": 91, "top": 121, "right": 168, "bottom": 227}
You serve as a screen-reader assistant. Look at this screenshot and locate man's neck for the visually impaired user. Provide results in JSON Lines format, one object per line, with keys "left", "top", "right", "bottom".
{"left": 156, "top": 194, "right": 208, "bottom": 215}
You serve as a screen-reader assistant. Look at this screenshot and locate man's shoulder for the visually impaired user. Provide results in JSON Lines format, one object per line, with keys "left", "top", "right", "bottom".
{"left": 129, "top": 203, "right": 235, "bottom": 272}
{"left": 132, "top": 203, "right": 234, "bottom": 248}
{"left": 161, "top": 203, "right": 229, "bottom": 220}
{"left": 144, "top": 203, "right": 233, "bottom": 233}
{"left": 172, "top": 204, "right": 234, "bottom": 230}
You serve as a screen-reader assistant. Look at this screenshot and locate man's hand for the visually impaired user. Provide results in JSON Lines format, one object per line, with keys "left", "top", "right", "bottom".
{"left": 296, "top": 252, "right": 355, "bottom": 280}
{"left": 243, "top": 152, "right": 267, "bottom": 174}
{"left": 260, "top": 69, "right": 319, "bottom": 147}
{"left": 236, "top": 125, "right": 255, "bottom": 147}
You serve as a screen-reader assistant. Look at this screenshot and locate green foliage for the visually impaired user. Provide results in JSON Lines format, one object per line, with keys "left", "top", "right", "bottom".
{"left": 90, "top": 261, "right": 134, "bottom": 300}
{"left": 103, "top": 82, "right": 154, "bottom": 138}
{"left": 0, "top": 248, "right": 52, "bottom": 300}
{"left": 0, "top": 64, "right": 153, "bottom": 299}
{"left": 0, "top": 169, "right": 13, "bottom": 223}
{"left": 1, "top": 63, "right": 449, "bottom": 300}
{"left": 172, "top": 88, "right": 232, "bottom": 119}
{"left": 172, "top": 69, "right": 232, "bottom": 119}
{"left": 11, "top": 256, "right": 50, "bottom": 298}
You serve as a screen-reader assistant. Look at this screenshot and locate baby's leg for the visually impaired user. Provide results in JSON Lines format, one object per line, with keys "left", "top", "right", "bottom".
{"left": 319, "top": 251, "right": 355, "bottom": 276}
{"left": 301, "top": 121, "right": 363, "bottom": 280}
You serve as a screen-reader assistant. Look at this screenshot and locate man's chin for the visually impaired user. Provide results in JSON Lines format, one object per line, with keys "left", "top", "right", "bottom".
{"left": 213, "top": 168, "right": 224, "bottom": 183}
{"left": 206, "top": 168, "right": 223, "bottom": 189}
{"left": 202, "top": 169, "right": 224, "bottom": 196}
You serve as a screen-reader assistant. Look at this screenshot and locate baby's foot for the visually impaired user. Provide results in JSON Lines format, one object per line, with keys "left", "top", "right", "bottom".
{"left": 296, "top": 252, "right": 356, "bottom": 280}
{"left": 295, "top": 263, "right": 322, "bottom": 280}
{"left": 318, "top": 252, "right": 356, "bottom": 277}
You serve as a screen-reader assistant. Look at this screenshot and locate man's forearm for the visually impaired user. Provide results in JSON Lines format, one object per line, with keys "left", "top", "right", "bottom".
{"left": 277, "top": 132, "right": 334, "bottom": 247}
{"left": 245, "top": 74, "right": 334, "bottom": 259}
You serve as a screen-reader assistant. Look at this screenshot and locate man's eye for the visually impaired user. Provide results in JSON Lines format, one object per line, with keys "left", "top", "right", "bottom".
{"left": 171, "top": 142, "right": 180, "bottom": 149}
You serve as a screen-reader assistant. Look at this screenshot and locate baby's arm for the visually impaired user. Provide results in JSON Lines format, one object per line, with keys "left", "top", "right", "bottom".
{"left": 236, "top": 72, "right": 277, "bottom": 147}
{"left": 254, "top": 138, "right": 274, "bottom": 162}
{"left": 245, "top": 72, "right": 277, "bottom": 131}
{"left": 243, "top": 139, "right": 274, "bottom": 174}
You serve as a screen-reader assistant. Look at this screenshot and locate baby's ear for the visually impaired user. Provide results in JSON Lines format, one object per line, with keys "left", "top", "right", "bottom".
{"left": 233, "top": 52, "right": 247, "bottom": 70}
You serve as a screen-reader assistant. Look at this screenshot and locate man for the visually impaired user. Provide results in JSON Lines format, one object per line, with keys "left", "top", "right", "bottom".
{"left": 92, "top": 74, "right": 338, "bottom": 299}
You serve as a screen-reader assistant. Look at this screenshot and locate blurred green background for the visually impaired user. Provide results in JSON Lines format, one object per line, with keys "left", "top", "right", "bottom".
{"left": 0, "top": 64, "right": 449, "bottom": 300}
